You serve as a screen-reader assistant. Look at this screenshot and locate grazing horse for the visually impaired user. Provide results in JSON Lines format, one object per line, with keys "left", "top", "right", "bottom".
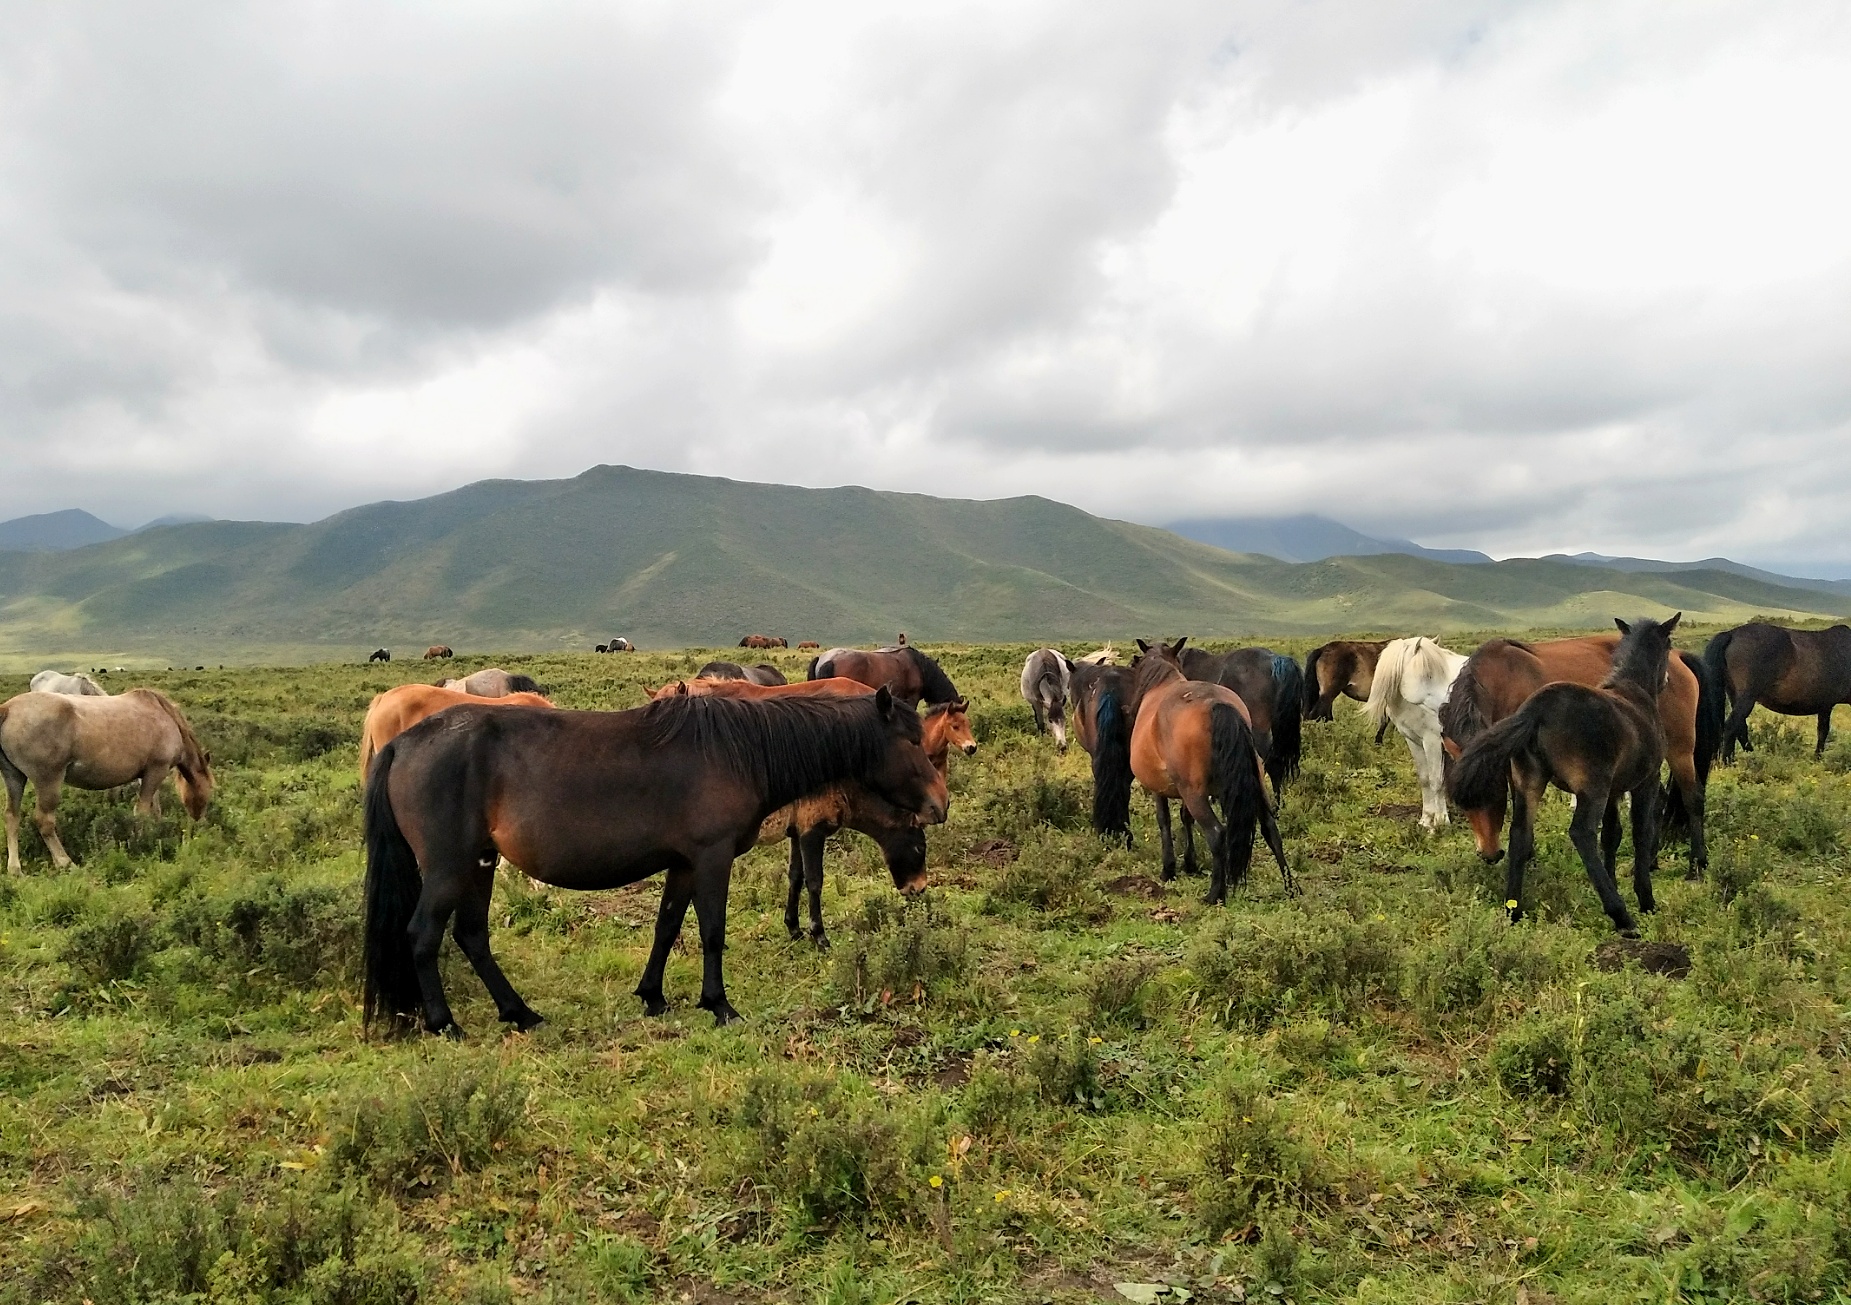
{"left": 1440, "top": 630, "right": 1721, "bottom": 876}
{"left": 1068, "top": 660, "right": 1136, "bottom": 843}
{"left": 362, "top": 688, "right": 945, "bottom": 1033}
{"left": 1128, "top": 639, "right": 1289, "bottom": 904}
{"left": 1303, "top": 640, "right": 1389, "bottom": 722}
{"left": 595, "top": 639, "right": 634, "bottom": 653}
{"left": 809, "top": 645, "right": 961, "bottom": 708}
{"left": 359, "top": 684, "right": 555, "bottom": 780}
{"left": 1704, "top": 622, "right": 1851, "bottom": 760}
{"left": 439, "top": 668, "right": 545, "bottom": 697}
{"left": 29, "top": 671, "right": 106, "bottom": 697}
{"left": 2, "top": 689, "right": 214, "bottom": 874}
{"left": 368, "top": 649, "right": 391, "bottom": 663}
{"left": 739, "top": 634, "right": 788, "bottom": 650}
{"left": 1449, "top": 616, "right": 1680, "bottom": 934}
{"left": 797, "top": 641, "right": 821, "bottom": 650}
{"left": 694, "top": 661, "right": 787, "bottom": 686}
{"left": 1364, "top": 637, "right": 1468, "bottom": 829}
{"left": 423, "top": 646, "right": 454, "bottom": 661}
{"left": 1020, "top": 648, "right": 1074, "bottom": 751}
{"left": 1177, "top": 646, "right": 1304, "bottom": 792}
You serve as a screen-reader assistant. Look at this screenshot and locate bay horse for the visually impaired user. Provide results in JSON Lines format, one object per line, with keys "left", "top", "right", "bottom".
{"left": 1067, "top": 660, "right": 1136, "bottom": 843}
{"left": 1364, "top": 637, "right": 1468, "bottom": 829}
{"left": 423, "top": 646, "right": 454, "bottom": 660}
{"left": 1448, "top": 616, "right": 1680, "bottom": 934}
{"left": 739, "top": 635, "right": 788, "bottom": 650}
{"left": 1704, "top": 622, "right": 1851, "bottom": 760}
{"left": 368, "top": 649, "right": 391, "bottom": 663}
{"left": 1177, "top": 645, "right": 1304, "bottom": 791}
{"left": 439, "top": 668, "right": 545, "bottom": 697}
{"left": 362, "top": 688, "right": 944, "bottom": 1032}
{"left": 1440, "top": 629, "right": 1721, "bottom": 876}
{"left": 1303, "top": 640, "right": 1388, "bottom": 723}
{"left": 1128, "top": 639, "right": 1289, "bottom": 904}
{"left": 809, "top": 645, "right": 961, "bottom": 708}
{"left": 1020, "top": 648, "right": 1074, "bottom": 751}
{"left": 2, "top": 689, "right": 214, "bottom": 874}
{"left": 29, "top": 671, "right": 106, "bottom": 696}
{"left": 359, "top": 683, "right": 554, "bottom": 780}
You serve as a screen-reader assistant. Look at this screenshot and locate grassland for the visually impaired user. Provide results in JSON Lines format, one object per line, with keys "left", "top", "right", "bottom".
{"left": 2, "top": 637, "right": 1850, "bottom": 1304}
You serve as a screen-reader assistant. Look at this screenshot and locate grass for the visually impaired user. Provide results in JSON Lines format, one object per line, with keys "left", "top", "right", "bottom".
{"left": 0, "top": 640, "right": 1848, "bottom": 1302}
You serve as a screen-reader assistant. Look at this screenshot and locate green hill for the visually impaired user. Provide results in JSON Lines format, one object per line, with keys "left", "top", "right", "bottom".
{"left": 0, "top": 464, "right": 1845, "bottom": 663}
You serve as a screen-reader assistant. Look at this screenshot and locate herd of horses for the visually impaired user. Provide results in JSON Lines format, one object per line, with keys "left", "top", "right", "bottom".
{"left": 1, "top": 620, "right": 1847, "bottom": 1037}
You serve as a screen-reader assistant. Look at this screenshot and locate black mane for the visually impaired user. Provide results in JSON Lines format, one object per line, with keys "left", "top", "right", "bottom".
{"left": 903, "top": 647, "right": 961, "bottom": 705}
{"left": 1603, "top": 617, "right": 1675, "bottom": 698}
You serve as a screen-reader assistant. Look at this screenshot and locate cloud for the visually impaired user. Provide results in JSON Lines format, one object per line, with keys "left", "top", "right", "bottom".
{"left": 2, "top": 0, "right": 1849, "bottom": 572}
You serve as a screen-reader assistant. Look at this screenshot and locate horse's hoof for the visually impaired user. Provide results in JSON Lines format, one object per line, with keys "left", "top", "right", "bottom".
{"left": 432, "top": 1020, "right": 465, "bottom": 1040}
{"left": 638, "top": 995, "right": 670, "bottom": 1017}
{"left": 810, "top": 933, "right": 831, "bottom": 951}
{"left": 786, "top": 926, "right": 804, "bottom": 942}
{"left": 503, "top": 1008, "right": 545, "bottom": 1032}
{"left": 1618, "top": 927, "right": 1641, "bottom": 940}
{"left": 701, "top": 999, "right": 743, "bottom": 1026}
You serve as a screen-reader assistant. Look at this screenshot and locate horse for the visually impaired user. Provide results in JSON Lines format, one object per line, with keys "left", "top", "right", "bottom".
{"left": 361, "top": 687, "right": 946, "bottom": 1033}
{"left": 1448, "top": 616, "right": 1680, "bottom": 935}
{"left": 423, "top": 646, "right": 454, "bottom": 660}
{"left": 368, "top": 649, "right": 391, "bottom": 663}
{"left": 1128, "top": 639, "right": 1289, "bottom": 904}
{"left": 359, "top": 684, "right": 555, "bottom": 781}
{"left": 1439, "top": 629, "right": 1722, "bottom": 877}
{"left": 694, "top": 661, "right": 786, "bottom": 686}
{"left": 1176, "top": 646, "right": 1304, "bottom": 792}
{"left": 1364, "top": 637, "right": 1468, "bottom": 828}
{"left": 797, "top": 641, "right": 821, "bottom": 650}
{"left": 739, "top": 635, "right": 787, "bottom": 650}
{"left": 1075, "top": 647, "right": 1117, "bottom": 666}
{"left": 439, "top": 668, "right": 545, "bottom": 697}
{"left": 1068, "top": 660, "right": 1136, "bottom": 843}
{"left": 29, "top": 671, "right": 106, "bottom": 697}
{"left": 1, "top": 689, "right": 214, "bottom": 874}
{"left": 1303, "top": 640, "right": 1389, "bottom": 723}
{"left": 808, "top": 645, "right": 961, "bottom": 708}
{"left": 1020, "top": 648, "right": 1074, "bottom": 751}
{"left": 1704, "top": 622, "right": 1851, "bottom": 761}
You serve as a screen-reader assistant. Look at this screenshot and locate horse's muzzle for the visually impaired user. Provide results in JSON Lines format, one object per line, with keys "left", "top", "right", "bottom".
{"left": 897, "top": 873, "right": 929, "bottom": 897}
{"left": 960, "top": 743, "right": 977, "bottom": 757}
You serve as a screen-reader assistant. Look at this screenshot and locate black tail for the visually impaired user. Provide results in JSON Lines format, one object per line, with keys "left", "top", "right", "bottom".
{"left": 506, "top": 673, "right": 543, "bottom": 695}
{"left": 1210, "top": 702, "right": 1266, "bottom": 892}
{"left": 1090, "top": 688, "right": 1133, "bottom": 842}
{"left": 806, "top": 656, "right": 824, "bottom": 681}
{"left": 1439, "top": 658, "right": 1489, "bottom": 750}
{"left": 1268, "top": 655, "right": 1303, "bottom": 787}
{"left": 1663, "top": 650, "right": 1724, "bottom": 839}
{"left": 1702, "top": 630, "right": 1744, "bottom": 754}
{"left": 362, "top": 743, "right": 425, "bottom": 1028}
{"left": 1446, "top": 708, "right": 1541, "bottom": 812}
{"left": 1302, "top": 646, "right": 1326, "bottom": 717}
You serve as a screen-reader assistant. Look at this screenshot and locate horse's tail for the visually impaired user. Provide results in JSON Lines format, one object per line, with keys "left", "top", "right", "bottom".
{"left": 806, "top": 655, "right": 824, "bottom": 681}
{"left": 1439, "top": 656, "right": 1490, "bottom": 751}
{"left": 362, "top": 742, "right": 425, "bottom": 1028}
{"left": 1090, "top": 687, "right": 1133, "bottom": 842}
{"left": 0, "top": 701, "right": 20, "bottom": 796}
{"left": 1663, "top": 650, "right": 1724, "bottom": 837}
{"left": 1268, "top": 655, "right": 1303, "bottom": 786}
{"left": 1446, "top": 707, "right": 1540, "bottom": 812}
{"left": 1302, "top": 645, "right": 1326, "bottom": 716}
{"left": 1702, "top": 629, "right": 1742, "bottom": 753}
{"left": 1211, "top": 701, "right": 1265, "bottom": 892}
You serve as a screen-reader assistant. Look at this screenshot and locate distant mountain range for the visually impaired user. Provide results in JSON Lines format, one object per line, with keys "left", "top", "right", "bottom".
{"left": 1, "top": 468, "right": 1846, "bottom": 660}
{"left": 0, "top": 509, "right": 215, "bottom": 554}
{"left": 1167, "top": 514, "right": 1494, "bottom": 566}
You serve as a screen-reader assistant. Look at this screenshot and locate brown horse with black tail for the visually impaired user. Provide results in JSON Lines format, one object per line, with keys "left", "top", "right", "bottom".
{"left": 1177, "top": 646, "right": 1304, "bottom": 792}
{"left": 1303, "top": 639, "right": 1389, "bottom": 723}
{"left": 808, "top": 645, "right": 961, "bottom": 709}
{"left": 1704, "top": 622, "right": 1851, "bottom": 761}
{"left": 1068, "top": 659, "right": 1136, "bottom": 845}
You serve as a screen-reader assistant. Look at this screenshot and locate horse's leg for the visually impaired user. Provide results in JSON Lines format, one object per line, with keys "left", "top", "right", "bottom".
{"left": 1155, "top": 797, "right": 1177, "bottom": 882}
{"left": 1600, "top": 800, "right": 1622, "bottom": 878}
{"left": 1629, "top": 780, "right": 1660, "bottom": 915}
{"left": 2, "top": 761, "right": 24, "bottom": 875}
{"left": 1180, "top": 805, "right": 1198, "bottom": 878}
{"left": 1504, "top": 769, "right": 1544, "bottom": 924}
{"left": 1720, "top": 691, "right": 1756, "bottom": 763}
{"left": 1399, "top": 725, "right": 1432, "bottom": 827}
{"left": 783, "top": 833, "right": 805, "bottom": 941}
{"left": 1181, "top": 791, "right": 1225, "bottom": 905}
{"left": 137, "top": 762, "right": 170, "bottom": 817}
{"left": 799, "top": 824, "right": 831, "bottom": 949}
{"left": 689, "top": 847, "right": 741, "bottom": 1026}
{"left": 450, "top": 860, "right": 542, "bottom": 1030}
{"left": 635, "top": 866, "right": 696, "bottom": 1017}
{"left": 1818, "top": 709, "right": 1834, "bottom": 757}
{"left": 406, "top": 858, "right": 469, "bottom": 1036}
{"left": 1031, "top": 701, "right": 1046, "bottom": 735}
{"left": 1256, "top": 763, "right": 1291, "bottom": 894}
{"left": 1420, "top": 725, "right": 1450, "bottom": 828}
{"left": 1669, "top": 751, "right": 1708, "bottom": 880}
{"left": 1566, "top": 783, "right": 1636, "bottom": 934}
{"left": 31, "top": 772, "right": 73, "bottom": 870}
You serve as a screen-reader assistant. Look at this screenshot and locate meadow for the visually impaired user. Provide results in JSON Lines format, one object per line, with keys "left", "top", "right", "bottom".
{"left": 2, "top": 635, "right": 1849, "bottom": 1304}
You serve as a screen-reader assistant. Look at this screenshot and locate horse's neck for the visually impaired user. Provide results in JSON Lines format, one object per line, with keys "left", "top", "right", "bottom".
{"left": 921, "top": 721, "right": 950, "bottom": 777}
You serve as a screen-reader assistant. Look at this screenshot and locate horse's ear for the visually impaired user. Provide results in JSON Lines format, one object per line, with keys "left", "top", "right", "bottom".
{"left": 953, "top": 697, "right": 968, "bottom": 712}
{"left": 1663, "top": 612, "right": 1682, "bottom": 634}
{"left": 1614, "top": 618, "right": 1631, "bottom": 635}
{"left": 1169, "top": 636, "right": 1188, "bottom": 655}
{"left": 875, "top": 685, "right": 895, "bottom": 718}
{"left": 1136, "top": 639, "right": 1152, "bottom": 653}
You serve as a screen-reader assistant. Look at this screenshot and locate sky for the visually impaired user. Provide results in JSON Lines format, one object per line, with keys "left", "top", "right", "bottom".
{"left": 3, "top": 1, "right": 1849, "bottom": 574}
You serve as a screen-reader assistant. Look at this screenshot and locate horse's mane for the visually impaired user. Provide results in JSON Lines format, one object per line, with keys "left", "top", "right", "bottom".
{"left": 903, "top": 647, "right": 960, "bottom": 704}
{"left": 124, "top": 688, "right": 209, "bottom": 773}
{"left": 1603, "top": 619, "right": 1672, "bottom": 696}
{"left": 922, "top": 699, "right": 966, "bottom": 719}
{"left": 642, "top": 692, "right": 912, "bottom": 805}
{"left": 1437, "top": 656, "right": 1489, "bottom": 746}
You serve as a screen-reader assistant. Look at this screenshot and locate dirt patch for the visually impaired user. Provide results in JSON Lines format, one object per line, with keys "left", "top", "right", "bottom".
{"left": 666, "top": 1280, "right": 763, "bottom": 1305}
{"left": 1149, "top": 908, "right": 1183, "bottom": 924}
{"left": 1592, "top": 938, "right": 1692, "bottom": 979}
{"left": 1308, "top": 841, "right": 1345, "bottom": 863}
{"left": 1105, "top": 874, "right": 1166, "bottom": 899}
{"left": 597, "top": 1208, "right": 661, "bottom": 1240}
{"left": 934, "top": 1056, "right": 972, "bottom": 1089}
{"left": 970, "top": 837, "right": 1019, "bottom": 866}
{"left": 1370, "top": 802, "right": 1423, "bottom": 820}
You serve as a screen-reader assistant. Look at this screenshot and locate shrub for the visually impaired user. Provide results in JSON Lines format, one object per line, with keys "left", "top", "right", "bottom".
{"left": 1195, "top": 1063, "right": 1327, "bottom": 1236}
{"left": 980, "top": 770, "right": 1089, "bottom": 836}
{"left": 1491, "top": 1014, "right": 1574, "bottom": 1098}
{"left": 1086, "top": 955, "right": 1160, "bottom": 1029}
{"left": 830, "top": 896, "right": 968, "bottom": 1009}
{"left": 59, "top": 908, "right": 154, "bottom": 986}
{"left": 166, "top": 875, "right": 361, "bottom": 986}
{"left": 1404, "top": 905, "right": 1567, "bottom": 1019}
{"left": 1027, "top": 1031, "right": 1103, "bottom": 1109}
{"left": 1188, "top": 909, "right": 1400, "bottom": 1028}
{"left": 958, "top": 1054, "right": 1037, "bottom": 1136}
{"left": 737, "top": 1071, "right": 928, "bottom": 1223}
{"left": 326, "top": 1058, "right": 528, "bottom": 1194}
{"left": 980, "top": 843, "right": 1109, "bottom": 923}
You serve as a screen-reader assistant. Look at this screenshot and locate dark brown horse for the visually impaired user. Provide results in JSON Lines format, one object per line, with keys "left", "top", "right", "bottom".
{"left": 1449, "top": 616, "right": 1679, "bottom": 934}
{"left": 1177, "top": 646, "right": 1303, "bottom": 791}
{"left": 1704, "top": 622, "right": 1851, "bottom": 760}
{"left": 362, "top": 689, "right": 946, "bottom": 1034}
{"left": 739, "top": 635, "right": 788, "bottom": 650}
{"left": 1303, "top": 639, "right": 1388, "bottom": 722}
{"left": 1067, "top": 659, "right": 1136, "bottom": 843}
{"left": 808, "top": 645, "right": 960, "bottom": 708}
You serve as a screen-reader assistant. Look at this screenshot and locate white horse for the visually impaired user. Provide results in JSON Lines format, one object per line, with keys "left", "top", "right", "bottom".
{"left": 1020, "top": 648, "right": 1074, "bottom": 750}
{"left": 29, "top": 671, "right": 105, "bottom": 697}
{"left": 1366, "top": 636, "right": 1469, "bottom": 829}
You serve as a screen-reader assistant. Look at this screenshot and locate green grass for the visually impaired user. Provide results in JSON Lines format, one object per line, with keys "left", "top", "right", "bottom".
{"left": 2, "top": 641, "right": 1850, "bottom": 1302}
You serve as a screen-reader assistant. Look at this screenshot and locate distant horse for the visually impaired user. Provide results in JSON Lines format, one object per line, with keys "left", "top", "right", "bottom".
{"left": 423, "top": 646, "right": 454, "bottom": 660}
{"left": 1303, "top": 639, "right": 1389, "bottom": 723}
{"left": 1449, "top": 616, "right": 1680, "bottom": 934}
{"left": 1177, "top": 646, "right": 1304, "bottom": 792}
{"left": 1704, "top": 622, "right": 1851, "bottom": 760}
{"left": 797, "top": 641, "right": 821, "bottom": 650}
{"left": 1128, "top": 639, "right": 1289, "bottom": 904}
{"left": 739, "top": 635, "right": 788, "bottom": 650}
{"left": 29, "top": 671, "right": 106, "bottom": 697}
{"left": 1020, "top": 648, "right": 1074, "bottom": 751}
{"left": 368, "top": 649, "right": 391, "bottom": 663}
{"left": 808, "top": 645, "right": 961, "bottom": 708}
{"left": 2, "top": 689, "right": 214, "bottom": 874}
{"left": 1364, "top": 637, "right": 1468, "bottom": 828}
{"left": 595, "top": 639, "right": 634, "bottom": 653}
{"left": 1075, "top": 647, "right": 1117, "bottom": 666}
{"left": 694, "top": 661, "right": 787, "bottom": 686}
{"left": 362, "top": 688, "right": 945, "bottom": 1033}
{"left": 1068, "top": 660, "right": 1136, "bottom": 843}
{"left": 439, "top": 668, "right": 545, "bottom": 697}
{"left": 358, "top": 684, "right": 555, "bottom": 781}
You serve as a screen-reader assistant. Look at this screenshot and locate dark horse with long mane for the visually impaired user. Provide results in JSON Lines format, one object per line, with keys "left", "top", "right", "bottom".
{"left": 807, "top": 645, "right": 960, "bottom": 708}
{"left": 1448, "top": 615, "right": 1680, "bottom": 935}
{"left": 1302, "top": 639, "right": 1388, "bottom": 723}
{"left": 362, "top": 690, "right": 946, "bottom": 1034}
{"left": 1068, "top": 660, "right": 1136, "bottom": 844}
{"left": 1703, "top": 622, "right": 1851, "bottom": 761}
{"left": 1177, "top": 646, "right": 1304, "bottom": 792}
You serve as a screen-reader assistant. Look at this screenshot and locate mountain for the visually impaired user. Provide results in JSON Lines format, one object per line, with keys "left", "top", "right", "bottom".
{"left": 1544, "top": 552, "right": 1851, "bottom": 599}
{"left": 1, "top": 465, "right": 1847, "bottom": 660}
{"left": 1168, "top": 514, "right": 1492, "bottom": 566}
{"left": 0, "top": 509, "right": 128, "bottom": 553}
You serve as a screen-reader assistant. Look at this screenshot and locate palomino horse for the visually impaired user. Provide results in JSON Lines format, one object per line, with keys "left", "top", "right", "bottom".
{"left": 1441, "top": 632, "right": 1720, "bottom": 875}
{"left": 1177, "top": 646, "right": 1304, "bottom": 792}
{"left": 1449, "top": 616, "right": 1680, "bottom": 934}
{"left": 29, "top": 671, "right": 106, "bottom": 696}
{"left": 439, "top": 668, "right": 545, "bottom": 697}
{"left": 359, "top": 684, "right": 554, "bottom": 780}
{"left": 1128, "top": 639, "right": 1289, "bottom": 904}
{"left": 363, "top": 688, "right": 945, "bottom": 1033}
{"left": 423, "top": 646, "right": 454, "bottom": 660}
{"left": 694, "top": 661, "right": 787, "bottom": 686}
{"left": 809, "top": 645, "right": 961, "bottom": 708}
{"left": 1, "top": 689, "right": 214, "bottom": 874}
{"left": 1067, "top": 660, "right": 1136, "bottom": 843}
{"left": 1303, "top": 640, "right": 1389, "bottom": 723}
{"left": 1365, "top": 637, "right": 1468, "bottom": 829}
{"left": 1020, "top": 648, "right": 1073, "bottom": 751}
{"left": 1703, "top": 622, "right": 1851, "bottom": 760}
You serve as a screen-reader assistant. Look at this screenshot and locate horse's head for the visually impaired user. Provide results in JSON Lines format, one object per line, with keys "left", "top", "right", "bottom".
{"left": 862, "top": 687, "right": 948, "bottom": 827}
{"left": 177, "top": 750, "right": 214, "bottom": 820}
{"left": 1612, "top": 613, "right": 1680, "bottom": 695}
{"left": 923, "top": 698, "right": 977, "bottom": 762}
{"left": 868, "top": 819, "right": 929, "bottom": 896}
{"left": 1304, "top": 643, "right": 1349, "bottom": 720}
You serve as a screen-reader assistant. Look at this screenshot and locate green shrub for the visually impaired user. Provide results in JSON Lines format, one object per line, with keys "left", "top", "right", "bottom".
{"left": 830, "top": 896, "right": 968, "bottom": 1009}
{"left": 326, "top": 1058, "right": 527, "bottom": 1195}
{"left": 958, "top": 1053, "right": 1036, "bottom": 1136}
{"left": 166, "top": 875, "right": 360, "bottom": 986}
{"left": 737, "top": 1071, "right": 929, "bottom": 1223}
{"left": 1195, "top": 1063, "right": 1327, "bottom": 1236}
{"left": 1491, "top": 1014, "right": 1574, "bottom": 1098}
{"left": 980, "top": 843, "right": 1109, "bottom": 922}
{"left": 1188, "top": 909, "right": 1401, "bottom": 1028}
{"left": 1086, "top": 955, "right": 1160, "bottom": 1029}
{"left": 59, "top": 908, "right": 154, "bottom": 986}
{"left": 980, "top": 770, "right": 1089, "bottom": 836}
{"left": 1404, "top": 905, "right": 1567, "bottom": 1018}
{"left": 1026, "top": 1031, "right": 1102, "bottom": 1108}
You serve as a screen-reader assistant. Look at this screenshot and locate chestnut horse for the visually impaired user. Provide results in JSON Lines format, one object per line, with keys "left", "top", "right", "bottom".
{"left": 1068, "top": 660, "right": 1136, "bottom": 844}
{"left": 808, "top": 645, "right": 961, "bottom": 709}
{"left": 1303, "top": 639, "right": 1389, "bottom": 723}
{"left": 1440, "top": 631, "right": 1721, "bottom": 876}
{"left": 1177, "top": 646, "right": 1304, "bottom": 791}
{"left": 1703, "top": 622, "right": 1851, "bottom": 761}
{"left": 359, "top": 684, "right": 554, "bottom": 780}
{"left": 423, "top": 646, "right": 453, "bottom": 660}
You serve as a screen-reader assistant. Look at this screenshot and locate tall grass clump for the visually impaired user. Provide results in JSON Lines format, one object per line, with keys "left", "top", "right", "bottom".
{"left": 1188, "top": 908, "right": 1401, "bottom": 1028}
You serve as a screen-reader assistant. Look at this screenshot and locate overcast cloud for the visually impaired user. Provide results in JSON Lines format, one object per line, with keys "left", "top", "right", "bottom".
{"left": 3, "top": 1, "right": 1848, "bottom": 572}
